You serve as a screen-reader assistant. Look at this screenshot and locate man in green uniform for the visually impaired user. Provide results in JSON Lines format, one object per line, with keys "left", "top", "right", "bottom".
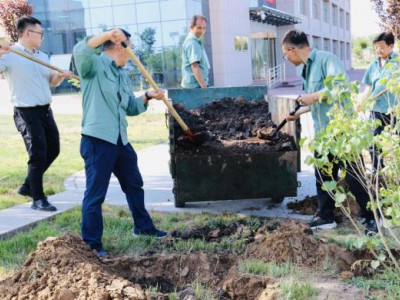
{"left": 181, "top": 15, "right": 209, "bottom": 88}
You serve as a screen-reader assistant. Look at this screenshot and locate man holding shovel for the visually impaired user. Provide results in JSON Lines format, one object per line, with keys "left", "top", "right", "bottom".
{"left": 73, "top": 28, "right": 167, "bottom": 257}
{"left": 281, "top": 30, "right": 376, "bottom": 233}
{"left": 0, "top": 16, "right": 72, "bottom": 212}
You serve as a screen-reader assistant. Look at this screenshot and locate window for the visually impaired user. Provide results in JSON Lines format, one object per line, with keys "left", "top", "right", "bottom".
{"left": 322, "top": 0, "right": 330, "bottom": 23}
{"left": 113, "top": 5, "right": 137, "bottom": 26}
{"left": 136, "top": 2, "right": 160, "bottom": 23}
{"left": 346, "top": 43, "right": 351, "bottom": 60}
{"left": 312, "top": 0, "right": 319, "bottom": 19}
{"left": 299, "top": 0, "right": 308, "bottom": 15}
{"left": 340, "top": 41, "right": 345, "bottom": 60}
{"left": 323, "top": 38, "right": 330, "bottom": 52}
{"left": 332, "top": 40, "right": 338, "bottom": 56}
{"left": 160, "top": 0, "right": 186, "bottom": 21}
{"left": 332, "top": 4, "right": 338, "bottom": 26}
{"left": 346, "top": 13, "right": 350, "bottom": 31}
{"left": 312, "top": 36, "right": 321, "bottom": 49}
{"left": 339, "top": 9, "right": 344, "bottom": 29}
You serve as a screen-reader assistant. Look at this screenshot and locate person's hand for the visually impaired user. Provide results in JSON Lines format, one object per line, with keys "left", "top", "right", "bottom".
{"left": 286, "top": 114, "right": 300, "bottom": 122}
{"left": 107, "top": 29, "right": 127, "bottom": 45}
{"left": 148, "top": 89, "right": 165, "bottom": 101}
{"left": 0, "top": 41, "right": 11, "bottom": 56}
{"left": 298, "top": 93, "right": 318, "bottom": 106}
{"left": 60, "top": 70, "right": 74, "bottom": 80}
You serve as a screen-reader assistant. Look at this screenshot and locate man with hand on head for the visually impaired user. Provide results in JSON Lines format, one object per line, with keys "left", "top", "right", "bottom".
{"left": 73, "top": 28, "right": 167, "bottom": 257}
{"left": 0, "top": 16, "right": 72, "bottom": 212}
{"left": 181, "top": 15, "right": 209, "bottom": 88}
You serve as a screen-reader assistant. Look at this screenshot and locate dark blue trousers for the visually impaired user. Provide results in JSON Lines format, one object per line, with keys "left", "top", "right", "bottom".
{"left": 314, "top": 152, "right": 373, "bottom": 221}
{"left": 369, "top": 111, "right": 396, "bottom": 172}
{"left": 80, "top": 135, "right": 155, "bottom": 249}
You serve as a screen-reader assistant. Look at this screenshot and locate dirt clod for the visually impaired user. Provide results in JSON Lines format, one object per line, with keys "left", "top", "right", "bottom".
{"left": 246, "top": 220, "right": 355, "bottom": 271}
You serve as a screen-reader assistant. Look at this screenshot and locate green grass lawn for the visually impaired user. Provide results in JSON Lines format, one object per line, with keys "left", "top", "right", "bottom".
{"left": 0, "top": 113, "right": 168, "bottom": 210}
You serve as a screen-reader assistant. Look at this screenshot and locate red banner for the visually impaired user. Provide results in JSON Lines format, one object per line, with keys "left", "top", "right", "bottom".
{"left": 259, "top": 0, "right": 276, "bottom": 8}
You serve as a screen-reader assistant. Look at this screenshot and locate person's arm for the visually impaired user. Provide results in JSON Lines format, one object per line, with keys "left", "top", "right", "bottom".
{"left": 299, "top": 54, "right": 348, "bottom": 106}
{"left": 286, "top": 106, "right": 312, "bottom": 121}
{"left": 356, "top": 85, "right": 372, "bottom": 111}
{"left": 127, "top": 89, "right": 165, "bottom": 116}
{"left": 49, "top": 70, "right": 73, "bottom": 87}
{"left": 73, "top": 29, "right": 126, "bottom": 79}
{"left": 0, "top": 42, "right": 11, "bottom": 73}
{"left": 191, "top": 62, "right": 207, "bottom": 88}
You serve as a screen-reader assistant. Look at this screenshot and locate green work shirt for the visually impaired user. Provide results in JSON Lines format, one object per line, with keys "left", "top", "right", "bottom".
{"left": 73, "top": 37, "right": 146, "bottom": 145}
{"left": 181, "top": 32, "right": 209, "bottom": 88}
{"left": 302, "top": 49, "right": 348, "bottom": 134}
{"left": 362, "top": 52, "right": 399, "bottom": 113}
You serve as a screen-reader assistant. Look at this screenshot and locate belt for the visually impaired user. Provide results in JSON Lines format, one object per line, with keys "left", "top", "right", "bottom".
{"left": 15, "top": 104, "right": 50, "bottom": 110}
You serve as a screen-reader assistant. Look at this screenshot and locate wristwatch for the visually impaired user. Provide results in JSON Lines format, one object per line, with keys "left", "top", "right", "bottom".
{"left": 145, "top": 91, "right": 152, "bottom": 101}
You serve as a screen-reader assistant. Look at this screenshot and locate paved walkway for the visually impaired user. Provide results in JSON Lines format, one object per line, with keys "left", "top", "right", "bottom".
{"left": 0, "top": 142, "right": 317, "bottom": 238}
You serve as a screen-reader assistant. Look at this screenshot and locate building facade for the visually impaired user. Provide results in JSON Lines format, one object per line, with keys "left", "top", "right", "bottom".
{"left": 27, "top": 0, "right": 351, "bottom": 89}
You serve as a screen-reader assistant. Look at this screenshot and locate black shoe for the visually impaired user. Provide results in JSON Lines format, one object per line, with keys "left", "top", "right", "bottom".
{"left": 309, "top": 216, "right": 337, "bottom": 230}
{"left": 31, "top": 198, "right": 57, "bottom": 212}
{"left": 17, "top": 185, "right": 31, "bottom": 197}
{"left": 364, "top": 219, "right": 378, "bottom": 236}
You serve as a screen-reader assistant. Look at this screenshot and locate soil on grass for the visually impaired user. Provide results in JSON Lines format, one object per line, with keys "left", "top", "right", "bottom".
{"left": 0, "top": 220, "right": 369, "bottom": 300}
{"left": 171, "top": 97, "right": 297, "bottom": 155}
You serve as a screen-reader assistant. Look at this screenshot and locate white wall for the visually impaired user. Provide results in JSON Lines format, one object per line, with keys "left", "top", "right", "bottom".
{"left": 277, "top": 0, "right": 352, "bottom": 78}
{"left": 209, "top": 0, "right": 252, "bottom": 87}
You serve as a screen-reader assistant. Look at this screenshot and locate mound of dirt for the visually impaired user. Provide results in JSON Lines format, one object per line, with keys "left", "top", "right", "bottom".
{"left": 287, "top": 195, "right": 318, "bottom": 215}
{"left": 171, "top": 97, "right": 296, "bottom": 154}
{"left": 246, "top": 221, "right": 355, "bottom": 271}
{"left": 0, "top": 232, "right": 147, "bottom": 300}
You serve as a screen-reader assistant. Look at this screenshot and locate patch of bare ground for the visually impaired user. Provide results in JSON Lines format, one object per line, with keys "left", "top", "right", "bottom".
{"left": 0, "top": 220, "right": 370, "bottom": 299}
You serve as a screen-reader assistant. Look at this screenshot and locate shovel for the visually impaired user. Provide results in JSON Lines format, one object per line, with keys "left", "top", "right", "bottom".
{"left": 262, "top": 97, "right": 302, "bottom": 140}
{"left": 6, "top": 46, "right": 80, "bottom": 81}
{"left": 121, "top": 42, "right": 209, "bottom": 145}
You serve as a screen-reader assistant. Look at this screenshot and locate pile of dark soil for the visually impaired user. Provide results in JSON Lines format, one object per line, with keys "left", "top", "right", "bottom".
{"left": 287, "top": 195, "right": 318, "bottom": 215}
{"left": 171, "top": 97, "right": 296, "bottom": 155}
{"left": 246, "top": 220, "right": 356, "bottom": 271}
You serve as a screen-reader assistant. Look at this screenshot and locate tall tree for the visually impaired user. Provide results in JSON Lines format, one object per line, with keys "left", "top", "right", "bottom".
{"left": 0, "top": 0, "right": 33, "bottom": 42}
{"left": 370, "top": 0, "right": 400, "bottom": 38}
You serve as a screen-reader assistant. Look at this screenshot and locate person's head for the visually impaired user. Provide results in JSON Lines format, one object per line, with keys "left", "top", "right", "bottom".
{"left": 17, "top": 16, "right": 43, "bottom": 48}
{"left": 373, "top": 32, "right": 395, "bottom": 59}
{"left": 190, "top": 15, "right": 207, "bottom": 38}
{"left": 281, "top": 30, "right": 311, "bottom": 66}
{"left": 103, "top": 28, "right": 131, "bottom": 67}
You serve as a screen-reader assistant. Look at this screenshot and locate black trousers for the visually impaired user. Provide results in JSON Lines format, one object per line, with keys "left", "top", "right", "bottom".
{"left": 370, "top": 111, "right": 397, "bottom": 172}
{"left": 315, "top": 152, "right": 374, "bottom": 221}
{"left": 13, "top": 105, "right": 60, "bottom": 200}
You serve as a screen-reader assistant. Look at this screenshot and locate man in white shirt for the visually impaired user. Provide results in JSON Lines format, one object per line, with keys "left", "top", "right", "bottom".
{"left": 0, "top": 16, "right": 71, "bottom": 211}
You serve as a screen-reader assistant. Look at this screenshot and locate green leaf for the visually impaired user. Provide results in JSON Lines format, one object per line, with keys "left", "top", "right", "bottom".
{"left": 370, "top": 260, "right": 380, "bottom": 269}
{"left": 322, "top": 181, "right": 337, "bottom": 192}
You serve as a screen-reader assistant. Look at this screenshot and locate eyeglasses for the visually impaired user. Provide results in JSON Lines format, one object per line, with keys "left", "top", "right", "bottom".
{"left": 282, "top": 47, "right": 295, "bottom": 61}
{"left": 28, "top": 29, "right": 44, "bottom": 39}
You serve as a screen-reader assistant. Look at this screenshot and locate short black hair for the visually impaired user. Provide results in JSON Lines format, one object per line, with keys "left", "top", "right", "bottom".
{"left": 281, "top": 30, "right": 310, "bottom": 48}
{"left": 190, "top": 15, "right": 207, "bottom": 28}
{"left": 17, "top": 16, "right": 41, "bottom": 38}
{"left": 373, "top": 32, "right": 395, "bottom": 46}
{"left": 103, "top": 28, "right": 131, "bottom": 51}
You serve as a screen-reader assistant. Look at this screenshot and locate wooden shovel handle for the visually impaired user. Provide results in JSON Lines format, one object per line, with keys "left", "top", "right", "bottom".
{"left": 121, "top": 42, "right": 190, "bottom": 133}
{"left": 9, "top": 48, "right": 80, "bottom": 81}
